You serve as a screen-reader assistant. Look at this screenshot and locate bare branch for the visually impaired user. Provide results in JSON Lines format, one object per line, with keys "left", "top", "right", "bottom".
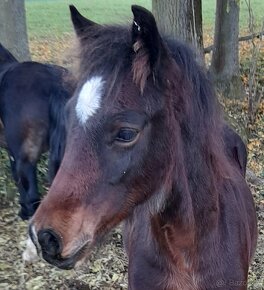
{"left": 239, "top": 31, "right": 264, "bottom": 41}
{"left": 204, "top": 30, "right": 264, "bottom": 54}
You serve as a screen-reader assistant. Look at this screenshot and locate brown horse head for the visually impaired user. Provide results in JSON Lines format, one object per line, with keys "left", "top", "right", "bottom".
{"left": 30, "top": 5, "right": 184, "bottom": 268}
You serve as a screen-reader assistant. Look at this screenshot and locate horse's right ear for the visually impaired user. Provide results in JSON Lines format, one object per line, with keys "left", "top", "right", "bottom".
{"left": 69, "top": 5, "right": 98, "bottom": 37}
{"left": 131, "top": 5, "right": 164, "bottom": 68}
{"left": 131, "top": 5, "right": 169, "bottom": 92}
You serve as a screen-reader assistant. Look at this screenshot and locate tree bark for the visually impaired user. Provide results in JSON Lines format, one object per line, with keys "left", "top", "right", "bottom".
{"left": 0, "top": 0, "right": 30, "bottom": 61}
{"left": 152, "top": 0, "right": 203, "bottom": 52}
{"left": 210, "top": 0, "right": 243, "bottom": 99}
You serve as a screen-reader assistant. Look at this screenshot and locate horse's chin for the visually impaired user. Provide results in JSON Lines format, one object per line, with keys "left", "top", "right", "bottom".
{"left": 42, "top": 241, "right": 93, "bottom": 270}
{"left": 43, "top": 255, "right": 76, "bottom": 270}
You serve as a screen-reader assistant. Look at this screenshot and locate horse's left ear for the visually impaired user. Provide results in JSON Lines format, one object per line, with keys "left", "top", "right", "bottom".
{"left": 69, "top": 5, "right": 98, "bottom": 37}
{"left": 131, "top": 5, "right": 168, "bottom": 90}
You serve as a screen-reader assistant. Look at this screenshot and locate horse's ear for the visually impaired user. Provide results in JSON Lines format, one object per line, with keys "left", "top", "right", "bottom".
{"left": 131, "top": 5, "right": 163, "bottom": 65}
{"left": 69, "top": 5, "right": 98, "bottom": 37}
{"left": 131, "top": 5, "right": 168, "bottom": 91}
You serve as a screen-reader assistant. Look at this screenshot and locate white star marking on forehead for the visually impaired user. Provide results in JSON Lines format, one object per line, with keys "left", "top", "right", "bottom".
{"left": 75, "top": 76, "right": 104, "bottom": 125}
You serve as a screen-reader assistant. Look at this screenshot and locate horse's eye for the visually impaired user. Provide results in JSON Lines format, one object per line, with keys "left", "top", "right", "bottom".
{"left": 115, "top": 128, "right": 139, "bottom": 143}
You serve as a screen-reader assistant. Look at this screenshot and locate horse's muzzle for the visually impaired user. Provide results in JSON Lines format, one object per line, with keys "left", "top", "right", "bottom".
{"left": 28, "top": 223, "right": 89, "bottom": 270}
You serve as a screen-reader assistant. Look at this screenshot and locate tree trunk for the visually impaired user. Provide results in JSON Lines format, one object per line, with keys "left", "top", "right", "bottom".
{"left": 210, "top": 0, "right": 243, "bottom": 99}
{"left": 152, "top": 0, "right": 203, "bottom": 53}
{"left": 0, "top": 0, "right": 30, "bottom": 61}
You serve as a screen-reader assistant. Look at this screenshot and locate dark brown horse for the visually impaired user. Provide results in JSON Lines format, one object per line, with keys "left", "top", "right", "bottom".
{"left": 29, "top": 6, "right": 257, "bottom": 290}
{"left": 0, "top": 43, "right": 74, "bottom": 219}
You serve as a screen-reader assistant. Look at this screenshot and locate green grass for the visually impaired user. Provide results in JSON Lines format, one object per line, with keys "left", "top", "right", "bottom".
{"left": 202, "top": 0, "right": 264, "bottom": 31}
{"left": 25, "top": 0, "right": 151, "bottom": 39}
{"left": 25, "top": 0, "right": 263, "bottom": 39}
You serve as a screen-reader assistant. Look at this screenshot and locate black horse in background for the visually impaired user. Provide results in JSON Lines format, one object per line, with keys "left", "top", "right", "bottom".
{"left": 0, "top": 43, "right": 74, "bottom": 220}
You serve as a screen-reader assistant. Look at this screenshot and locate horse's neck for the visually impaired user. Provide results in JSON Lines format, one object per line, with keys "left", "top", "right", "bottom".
{"left": 123, "top": 159, "right": 224, "bottom": 289}
{"left": 123, "top": 173, "right": 253, "bottom": 289}
{"left": 123, "top": 194, "right": 201, "bottom": 290}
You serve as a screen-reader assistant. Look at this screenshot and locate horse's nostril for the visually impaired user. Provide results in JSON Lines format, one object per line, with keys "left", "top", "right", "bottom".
{"left": 38, "top": 229, "right": 62, "bottom": 257}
